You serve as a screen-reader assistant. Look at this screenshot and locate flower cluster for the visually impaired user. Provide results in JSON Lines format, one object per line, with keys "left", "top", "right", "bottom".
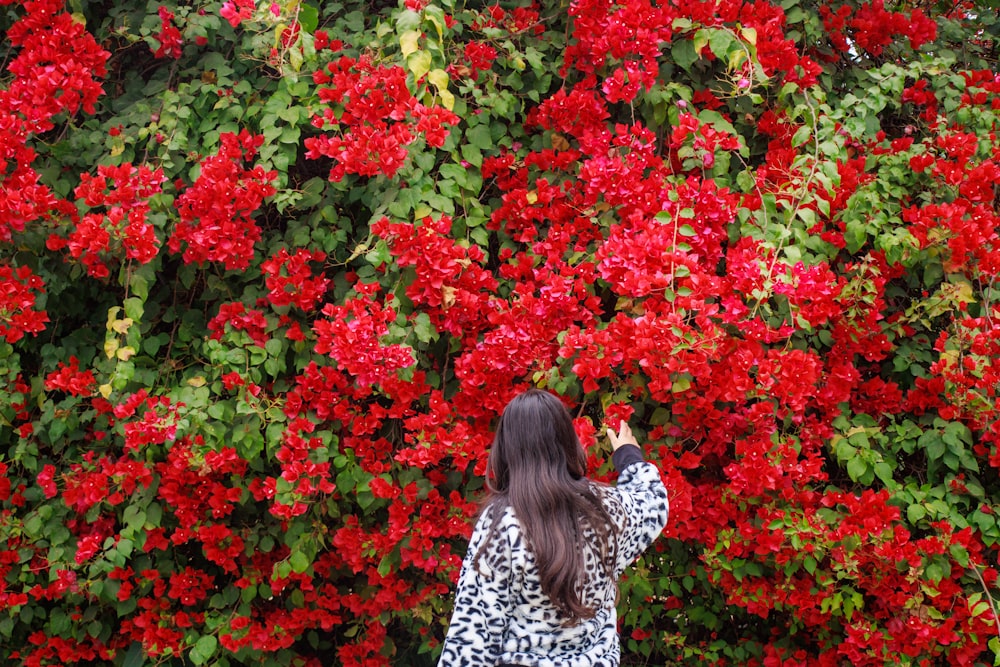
{"left": 0, "top": 0, "right": 108, "bottom": 244}
{"left": 0, "top": 264, "right": 49, "bottom": 344}
{"left": 220, "top": 0, "right": 254, "bottom": 28}
{"left": 44, "top": 357, "right": 97, "bottom": 396}
{"left": 261, "top": 248, "right": 330, "bottom": 311}
{"left": 312, "top": 287, "right": 416, "bottom": 387}
{"left": 153, "top": 6, "right": 183, "bottom": 58}
{"left": 304, "top": 55, "right": 460, "bottom": 181}
{"left": 208, "top": 302, "right": 270, "bottom": 348}
{"left": 47, "top": 164, "right": 165, "bottom": 277}
{"left": 263, "top": 417, "right": 337, "bottom": 519}
{"left": 168, "top": 130, "right": 276, "bottom": 270}
{"left": 821, "top": 0, "right": 937, "bottom": 57}
{"left": 372, "top": 216, "right": 498, "bottom": 338}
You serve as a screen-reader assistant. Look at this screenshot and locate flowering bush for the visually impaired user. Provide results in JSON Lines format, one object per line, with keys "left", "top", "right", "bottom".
{"left": 1, "top": 0, "right": 1000, "bottom": 665}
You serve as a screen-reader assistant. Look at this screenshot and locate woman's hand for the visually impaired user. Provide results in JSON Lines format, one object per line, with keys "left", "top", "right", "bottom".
{"left": 608, "top": 422, "right": 638, "bottom": 451}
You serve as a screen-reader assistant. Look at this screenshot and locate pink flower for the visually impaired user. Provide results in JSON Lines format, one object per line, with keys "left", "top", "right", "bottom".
{"left": 220, "top": 0, "right": 254, "bottom": 28}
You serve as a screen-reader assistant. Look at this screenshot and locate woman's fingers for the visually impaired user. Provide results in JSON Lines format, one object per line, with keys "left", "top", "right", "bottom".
{"left": 619, "top": 423, "right": 637, "bottom": 448}
{"left": 609, "top": 422, "right": 638, "bottom": 450}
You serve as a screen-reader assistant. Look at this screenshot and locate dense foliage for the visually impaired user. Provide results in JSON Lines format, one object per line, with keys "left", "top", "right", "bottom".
{"left": 2, "top": 0, "right": 1000, "bottom": 664}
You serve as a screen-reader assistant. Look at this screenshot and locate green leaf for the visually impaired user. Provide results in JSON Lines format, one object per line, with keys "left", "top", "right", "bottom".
{"left": 692, "top": 29, "right": 709, "bottom": 55}
{"left": 396, "top": 10, "right": 421, "bottom": 32}
{"left": 791, "top": 125, "right": 811, "bottom": 147}
{"left": 299, "top": 2, "right": 319, "bottom": 33}
{"left": 289, "top": 550, "right": 311, "bottom": 573}
{"left": 708, "top": 29, "right": 734, "bottom": 60}
{"left": 377, "top": 553, "right": 393, "bottom": 577}
{"left": 467, "top": 124, "right": 493, "bottom": 151}
{"left": 413, "top": 312, "right": 437, "bottom": 343}
{"left": 365, "top": 239, "right": 392, "bottom": 267}
{"left": 671, "top": 376, "right": 691, "bottom": 393}
{"left": 189, "top": 635, "right": 218, "bottom": 665}
{"left": 123, "top": 297, "right": 144, "bottom": 322}
{"left": 920, "top": 430, "right": 946, "bottom": 461}
{"left": 873, "top": 461, "right": 894, "bottom": 487}
{"left": 846, "top": 456, "right": 866, "bottom": 482}
{"left": 122, "top": 643, "right": 145, "bottom": 667}
{"left": 671, "top": 39, "right": 698, "bottom": 72}
{"left": 924, "top": 560, "right": 945, "bottom": 582}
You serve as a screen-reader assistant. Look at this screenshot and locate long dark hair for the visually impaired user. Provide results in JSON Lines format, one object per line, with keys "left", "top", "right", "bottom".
{"left": 476, "top": 389, "right": 617, "bottom": 623}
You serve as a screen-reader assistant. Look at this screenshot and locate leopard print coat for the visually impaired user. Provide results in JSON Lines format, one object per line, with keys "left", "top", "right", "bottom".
{"left": 438, "top": 445, "right": 669, "bottom": 667}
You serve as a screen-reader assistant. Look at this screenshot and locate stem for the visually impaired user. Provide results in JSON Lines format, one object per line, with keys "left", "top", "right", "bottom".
{"left": 972, "top": 563, "right": 1000, "bottom": 640}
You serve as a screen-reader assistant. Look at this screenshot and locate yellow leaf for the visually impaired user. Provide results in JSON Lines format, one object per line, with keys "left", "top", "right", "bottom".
{"left": 437, "top": 88, "right": 455, "bottom": 111}
{"left": 116, "top": 346, "right": 136, "bottom": 361}
{"left": 187, "top": 376, "right": 207, "bottom": 387}
{"left": 407, "top": 51, "right": 431, "bottom": 81}
{"left": 104, "top": 339, "right": 119, "bottom": 360}
{"left": 425, "top": 13, "right": 444, "bottom": 42}
{"left": 693, "top": 29, "right": 709, "bottom": 55}
{"left": 728, "top": 48, "right": 747, "bottom": 71}
{"left": 671, "top": 376, "right": 692, "bottom": 393}
{"left": 400, "top": 30, "right": 421, "bottom": 58}
{"left": 741, "top": 26, "right": 758, "bottom": 45}
{"left": 289, "top": 45, "right": 304, "bottom": 71}
{"left": 111, "top": 317, "right": 133, "bottom": 335}
{"left": 274, "top": 22, "right": 288, "bottom": 48}
{"left": 99, "top": 384, "right": 113, "bottom": 398}
{"left": 525, "top": 191, "right": 538, "bottom": 204}
{"left": 939, "top": 348, "right": 960, "bottom": 368}
{"left": 106, "top": 307, "right": 121, "bottom": 329}
{"left": 427, "top": 68, "right": 449, "bottom": 92}
{"left": 426, "top": 69, "right": 454, "bottom": 109}
{"left": 414, "top": 204, "right": 432, "bottom": 219}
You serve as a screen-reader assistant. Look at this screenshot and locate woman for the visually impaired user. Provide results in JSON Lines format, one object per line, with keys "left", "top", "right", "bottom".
{"left": 438, "top": 389, "right": 669, "bottom": 667}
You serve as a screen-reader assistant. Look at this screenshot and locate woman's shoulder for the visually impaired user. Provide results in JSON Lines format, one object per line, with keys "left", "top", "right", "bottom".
{"left": 471, "top": 501, "right": 528, "bottom": 575}
{"left": 475, "top": 500, "right": 524, "bottom": 545}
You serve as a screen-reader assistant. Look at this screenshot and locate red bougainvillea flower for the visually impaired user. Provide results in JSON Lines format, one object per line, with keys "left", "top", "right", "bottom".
{"left": 305, "top": 54, "right": 459, "bottom": 181}
{"left": 44, "top": 357, "right": 97, "bottom": 396}
{"left": 220, "top": 0, "right": 255, "bottom": 27}
{"left": 47, "top": 164, "right": 165, "bottom": 277}
{"left": 0, "top": 264, "right": 49, "bottom": 343}
{"left": 261, "top": 248, "right": 330, "bottom": 311}
{"left": 168, "top": 130, "right": 276, "bottom": 270}
{"left": 153, "top": 6, "right": 183, "bottom": 58}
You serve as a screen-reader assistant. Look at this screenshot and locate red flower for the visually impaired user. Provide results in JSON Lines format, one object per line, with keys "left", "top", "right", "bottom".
{"left": 220, "top": 0, "right": 255, "bottom": 28}
{"left": 44, "top": 356, "right": 97, "bottom": 396}
{"left": 153, "top": 6, "right": 183, "bottom": 58}
{"left": 168, "top": 567, "right": 214, "bottom": 605}
{"left": 0, "top": 265, "right": 48, "bottom": 343}
{"left": 168, "top": 131, "right": 276, "bottom": 270}
{"left": 261, "top": 248, "right": 329, "bottom": 311}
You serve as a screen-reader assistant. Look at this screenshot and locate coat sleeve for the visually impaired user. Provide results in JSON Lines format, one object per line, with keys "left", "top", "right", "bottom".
{"left": 437, "top": 506, "right": 514, "bottom": 667}
{"left": 608, "top": 444, "right": 669, "bottom": 575}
